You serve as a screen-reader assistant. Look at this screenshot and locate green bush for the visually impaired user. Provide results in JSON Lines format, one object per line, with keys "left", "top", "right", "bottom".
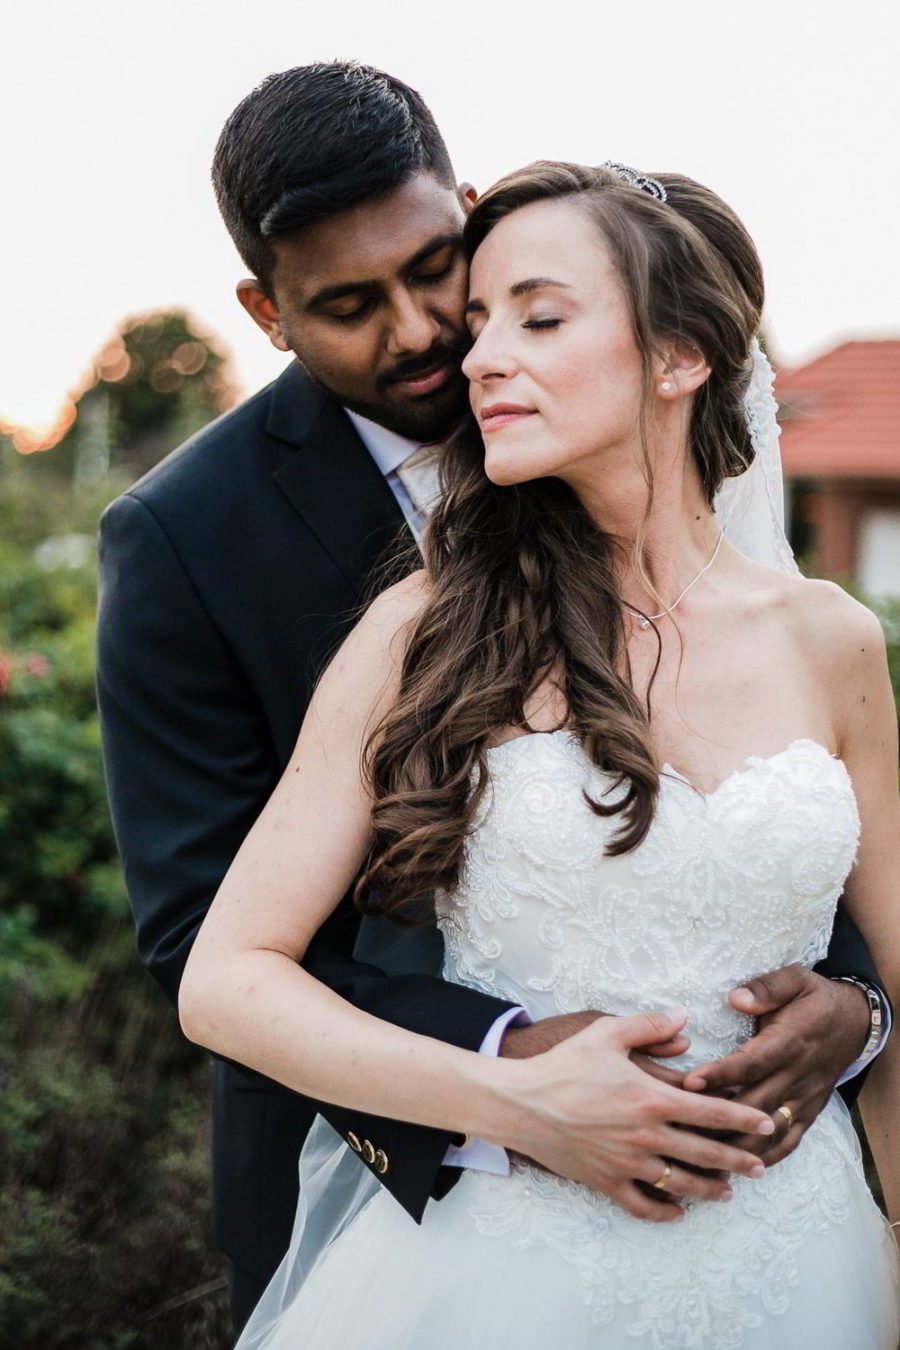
{"left": 0, "top": 958, "right": 229, "bottom": 1349}
{"left": 0, "top": 517, "right": 229, "bottom": 1348}
{"left": 873, "top": 595, "right": 900, "bottom": 715}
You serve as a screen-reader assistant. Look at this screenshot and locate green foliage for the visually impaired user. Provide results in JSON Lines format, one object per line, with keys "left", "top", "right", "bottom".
{"left": 0, "top": 436, "right": 132, "bottom": 554}
{"left": 1, "top": 507, "right": 229, "bottom": 1346}
{"left": 0, "top": 314, "right": 234, "bottom": 1343}
{"left": 872, "top": 595, "right": 900, "bottom": 715}
{"left": 0, "top": 967, "right": 229, "bottom": 1348}
{"left": 0, "top": 541, "right": 124, "bottom": 953}
{"left": 47, "top": 310, "right": 233, "bottom": 482}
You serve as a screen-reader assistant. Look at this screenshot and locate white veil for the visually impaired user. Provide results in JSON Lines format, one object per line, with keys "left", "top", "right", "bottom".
{"left": 235, "top": 1116, "right": 380, "bottom": 1348}
{"left": 715, "top": 338, "right": 798, "bottom": 577}
{"left": 235, "top": 337, "right": 797, "bottom": 1349}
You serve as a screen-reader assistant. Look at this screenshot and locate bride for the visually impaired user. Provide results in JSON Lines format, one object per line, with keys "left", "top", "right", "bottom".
{"left": 179, "top": 162, "right": 900, "bottom": 1346}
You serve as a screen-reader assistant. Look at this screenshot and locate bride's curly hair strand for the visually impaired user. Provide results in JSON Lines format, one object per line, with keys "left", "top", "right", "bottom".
{"left": 356, "top": 162, "right": 764, "bottom": 922}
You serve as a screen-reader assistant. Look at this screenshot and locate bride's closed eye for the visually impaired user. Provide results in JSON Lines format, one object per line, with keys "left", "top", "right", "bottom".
{"left": 522, "top": 317, "right": 563, "bottom": 331}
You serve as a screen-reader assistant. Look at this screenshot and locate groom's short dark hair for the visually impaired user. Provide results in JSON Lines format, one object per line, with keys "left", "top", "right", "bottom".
{"left": 212, "top": 60, "right": 456, "bottom": 292}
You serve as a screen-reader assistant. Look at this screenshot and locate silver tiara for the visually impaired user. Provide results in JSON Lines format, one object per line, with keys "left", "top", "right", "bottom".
{"left": 599, "top": 161, "right": 667, "bottom": 203}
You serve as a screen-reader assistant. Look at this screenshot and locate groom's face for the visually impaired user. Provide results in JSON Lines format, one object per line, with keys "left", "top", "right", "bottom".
{"left": 250, "top": 173, "right": 474, "bottom": 441}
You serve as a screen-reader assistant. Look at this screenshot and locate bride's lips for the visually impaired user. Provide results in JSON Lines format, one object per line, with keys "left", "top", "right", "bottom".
{"left": 480, "top": 403, "right": 537, "bottom": 432}
{"left": 391, "top": 361, "right": 455, "bottom": 396}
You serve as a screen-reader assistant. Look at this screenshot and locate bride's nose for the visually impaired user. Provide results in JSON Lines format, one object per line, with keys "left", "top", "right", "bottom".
{"left": 462, "top": 325, "right": 517, "bottom": 384}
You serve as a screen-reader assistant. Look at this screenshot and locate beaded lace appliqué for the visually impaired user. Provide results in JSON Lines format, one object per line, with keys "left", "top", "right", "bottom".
{"left": 436, "top": 733, "right": 864, "bottom": 1347}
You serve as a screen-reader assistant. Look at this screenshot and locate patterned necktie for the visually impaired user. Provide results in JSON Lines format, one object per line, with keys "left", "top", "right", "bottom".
{"left": 394, "top": 444, "right": 443, "bottom": 548}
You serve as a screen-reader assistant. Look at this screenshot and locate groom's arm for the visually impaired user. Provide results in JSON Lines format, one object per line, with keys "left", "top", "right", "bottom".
{"left": 96, "top": 491, "right": 516, "bottom": 1221}
{"left": 814, "top": 904, "right": 892, "bottom": 1101}
{"left": 674, "top": 907, "right": 891, "bottom": 1168}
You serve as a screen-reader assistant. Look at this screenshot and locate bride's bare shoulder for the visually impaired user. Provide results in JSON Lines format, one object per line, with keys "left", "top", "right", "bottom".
{"left": 315, "top": 569, "right": 432, "bottom": 716}
{"left": 359, "top": 568, "right": 432, "bottom": 643}
{"left": 774, "top": 572, "right": 887, "bottom": 675}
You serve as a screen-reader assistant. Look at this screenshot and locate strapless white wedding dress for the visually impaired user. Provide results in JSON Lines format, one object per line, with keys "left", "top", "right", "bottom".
{"left": 239, "top": 734, "right": 900, "bottom": 1349}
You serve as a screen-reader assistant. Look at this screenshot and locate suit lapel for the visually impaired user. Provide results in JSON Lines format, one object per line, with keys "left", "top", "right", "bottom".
{"left": 267, "top": 363, "right": 414, "bottom": 593}
{"left": 266, "top": 364, "right": 440, "bottom": 970}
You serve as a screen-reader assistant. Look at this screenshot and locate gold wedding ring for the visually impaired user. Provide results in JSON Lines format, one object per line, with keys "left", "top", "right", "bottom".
{"left": 775, "top": 1104, "right": 794, "bottom": 1127}
{"left": 652, "top": 1162, "right": 672, "bottom": 1191}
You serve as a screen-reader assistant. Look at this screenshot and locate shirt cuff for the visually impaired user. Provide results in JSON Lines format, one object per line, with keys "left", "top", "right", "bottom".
{"left": 442, "top": 1006, "right": 531, "bottom": 1173}
{"left": 836, "top": 984, "right": 892, "bottom": 1087}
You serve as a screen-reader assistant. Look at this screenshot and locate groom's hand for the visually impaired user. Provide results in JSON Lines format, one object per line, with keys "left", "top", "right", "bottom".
{"left": 681, "top": 966, "right": 870, "bottom": 1166}
{"left": 500, "top": 1011, "right": 691, "bottom": 1067}
{"left": 501, "top": 1010, "right": 694, "bottom": 1100}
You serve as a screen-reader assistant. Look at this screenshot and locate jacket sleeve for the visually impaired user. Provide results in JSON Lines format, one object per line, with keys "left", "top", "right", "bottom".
{"left": 814, "top": 903, "right": 892, "bottom": 1108}
{"left": 96, "top": 492, "right": 515, "bottom": 1219}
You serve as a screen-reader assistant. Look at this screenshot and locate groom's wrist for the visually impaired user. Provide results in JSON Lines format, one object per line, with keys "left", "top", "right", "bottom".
{"left": 500, "top": 1010, "right": 608, "bottom": 1059}
{"left": 832, "top": 976, "right": 890, "bottom": 1085}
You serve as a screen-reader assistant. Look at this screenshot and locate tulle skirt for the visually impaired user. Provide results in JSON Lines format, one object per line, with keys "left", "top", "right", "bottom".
{"left": 237, "top": 1097, "right": 900, "bottom": 1350}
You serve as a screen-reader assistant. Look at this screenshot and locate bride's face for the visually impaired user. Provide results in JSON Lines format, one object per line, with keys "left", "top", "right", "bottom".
{"left": 462, "top": 199, "right": 645, "bottom": 488}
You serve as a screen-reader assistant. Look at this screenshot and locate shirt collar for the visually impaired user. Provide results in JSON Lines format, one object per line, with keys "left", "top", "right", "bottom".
{"left": 344, "top": 409, "right": 422, "bottom": 477}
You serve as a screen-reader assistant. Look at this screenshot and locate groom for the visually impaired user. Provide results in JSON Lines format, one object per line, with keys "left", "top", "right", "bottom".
{"left": 96, "top": 61, "right": 890, "bottom": 1330}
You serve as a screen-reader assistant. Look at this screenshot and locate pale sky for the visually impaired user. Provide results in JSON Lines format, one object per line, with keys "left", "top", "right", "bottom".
{"left": 3, "top": 0, "right": 898, "bottom": 439}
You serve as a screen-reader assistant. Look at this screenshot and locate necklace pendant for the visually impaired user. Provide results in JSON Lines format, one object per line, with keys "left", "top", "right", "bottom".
{"left": 638, "top": 616, "right": 650, "bottom": 630}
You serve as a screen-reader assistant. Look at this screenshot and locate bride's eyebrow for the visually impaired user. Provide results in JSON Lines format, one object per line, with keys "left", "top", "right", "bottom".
{"left": 465, "top": 277, "right": 573, "bottom": 318}
{"left": 510, "top": 277, "right": 573, "bottom": 297}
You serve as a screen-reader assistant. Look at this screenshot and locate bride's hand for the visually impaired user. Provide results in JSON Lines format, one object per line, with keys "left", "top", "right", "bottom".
{"left": 499, "top": 1008, "right": 775, "bottom": 1222}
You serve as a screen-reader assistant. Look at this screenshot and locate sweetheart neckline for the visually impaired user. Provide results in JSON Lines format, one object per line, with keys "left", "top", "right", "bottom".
{"left": 484, "top": 732, "right": 846, "bottom": 802}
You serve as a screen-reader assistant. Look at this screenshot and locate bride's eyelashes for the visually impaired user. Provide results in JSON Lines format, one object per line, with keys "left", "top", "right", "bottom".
{"left": 522, "top": 317, "right": 563, "bottom": 331}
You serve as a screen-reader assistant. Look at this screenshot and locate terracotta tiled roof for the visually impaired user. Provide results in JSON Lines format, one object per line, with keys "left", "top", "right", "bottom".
{"left": 775, "top": 340, "right": 900, "bottom": 480}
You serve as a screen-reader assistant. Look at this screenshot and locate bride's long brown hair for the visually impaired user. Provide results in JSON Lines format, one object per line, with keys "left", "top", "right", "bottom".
{"left": 356, "top": 162, "right": 764, "bottom": 922}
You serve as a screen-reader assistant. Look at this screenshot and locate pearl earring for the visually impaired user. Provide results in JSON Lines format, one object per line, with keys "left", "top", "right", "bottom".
{"left": 661, "top": 381, "right": 672, "bottom": 392}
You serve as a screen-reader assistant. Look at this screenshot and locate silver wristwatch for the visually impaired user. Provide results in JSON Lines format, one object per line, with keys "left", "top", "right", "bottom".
{"left": 833, "top": 976, "right": 885, "bottom": 1066}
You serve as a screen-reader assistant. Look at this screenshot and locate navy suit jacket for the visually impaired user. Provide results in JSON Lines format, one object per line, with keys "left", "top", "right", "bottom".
{"left": 97, "top": 362, "right": 515, "bottom": 1283}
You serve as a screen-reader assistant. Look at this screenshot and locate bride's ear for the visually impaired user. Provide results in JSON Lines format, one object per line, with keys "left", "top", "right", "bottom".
{"left": 655, "top": 341, "right": 711, "bottom": 399}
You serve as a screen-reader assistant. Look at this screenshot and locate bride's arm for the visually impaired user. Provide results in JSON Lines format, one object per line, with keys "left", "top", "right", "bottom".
{"left": 179, "top": 574, "right": 776, "bottom": 1218}
{"left": 828, "top": 597, "right": 900, "bottom": 1222}
{"left": 178, "top": 573, "right": 495, "bottom": 1130}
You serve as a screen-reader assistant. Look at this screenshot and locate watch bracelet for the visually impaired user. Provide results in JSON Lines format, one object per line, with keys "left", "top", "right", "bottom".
{"left": 833, "top": 975, "right": 884, "bottom": 1062}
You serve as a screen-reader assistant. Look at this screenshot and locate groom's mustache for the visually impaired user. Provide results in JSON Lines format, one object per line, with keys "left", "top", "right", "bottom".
{"left": 378, "top": 338, "right": 471, "bottom": 393}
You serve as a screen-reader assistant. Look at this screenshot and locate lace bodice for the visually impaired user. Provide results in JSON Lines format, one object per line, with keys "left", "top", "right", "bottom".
{"left": 436, "top": 734, "right": 873, "bottom": 1347}
{"left": 438, "top": 733, "right": 859, "bottom": 1066}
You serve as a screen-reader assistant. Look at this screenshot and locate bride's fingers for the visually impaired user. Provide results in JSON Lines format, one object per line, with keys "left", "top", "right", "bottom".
{"left": 655, "top": 1125, "right": 767, "bottom": 1178}
{"left": 662, "top": 1081, "right": 775, "bottom": 1138}
{"left": 635, "top": 1156, "right": 733, "bottom": 1204}
{"left": 630, "top": 1054, "right": 685, "bottom": 1088}
{"left": 605, "top": 1007, "right": 688, "bottom": 1053}
{"left": 725, "top": 1069, "right": 807, "bottom": 1119}
{"left": 615, "top": 1180, "right": 685, "bottom": 1223}
{"left": 641, "top": 1034, "right": 692, "bottom": 1057}
{"left": 725, "top": 1094, "right": 811, "bottom": 1162}
{"left": 750, "top": 1120, "right": 806, "bottom": 1168}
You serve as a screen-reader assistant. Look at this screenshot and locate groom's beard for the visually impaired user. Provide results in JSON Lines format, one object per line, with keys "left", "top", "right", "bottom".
{"left": 299, "top": 338, "right": 472, "bottom": 443}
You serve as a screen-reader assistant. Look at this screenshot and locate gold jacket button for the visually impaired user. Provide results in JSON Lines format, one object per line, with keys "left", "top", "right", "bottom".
{"left": 362, "top": 1140, "right": 376, "bottom": 1164}
{"left": 374, "top": 1149, "right": 389, "bottom": 1175}
{"left": 347, "top": 1132, "right": 362, "bottom": 1153}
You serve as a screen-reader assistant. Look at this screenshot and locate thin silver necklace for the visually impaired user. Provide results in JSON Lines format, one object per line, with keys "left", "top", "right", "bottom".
{"left": 625, "top": 529, "right": 725, "bottom": 630}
